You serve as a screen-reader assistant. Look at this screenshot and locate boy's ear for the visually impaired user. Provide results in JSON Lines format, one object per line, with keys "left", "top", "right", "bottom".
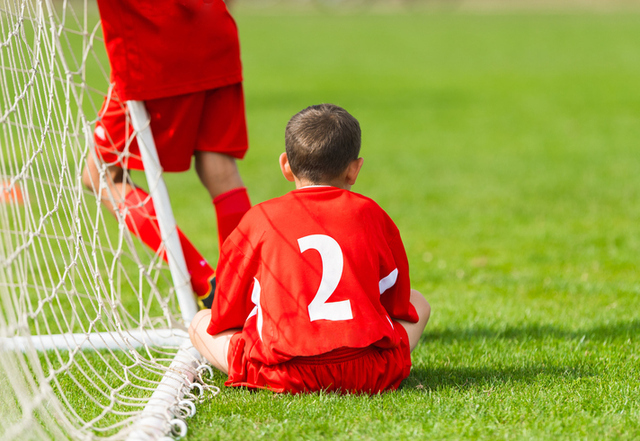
{"left": 345, "top": 157, "right": 364, "bottom": 186}
{"left": 279, "top": 152, "right": 295, "bottom": 182}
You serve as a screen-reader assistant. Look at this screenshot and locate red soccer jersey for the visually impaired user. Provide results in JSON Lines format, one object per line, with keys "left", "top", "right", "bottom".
{"left": 208, "top": 186, "right": 419, "bottom": 366}
{"left": 96, "top": 0, "right": 243, "bottom": 101}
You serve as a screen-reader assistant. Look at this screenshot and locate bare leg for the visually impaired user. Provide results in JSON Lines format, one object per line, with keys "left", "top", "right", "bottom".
{"left": 83, "top": 153, "right": 217, "bottom": 300}
{"left": 194, "top": 151, "right": 245, "bottom": 199}
{"left": 81, "top": 153, "right": 133, "bottom": 214}
{"left": 396, "top": 289, "right": 431, "bottom": 351}
{"left": 188, "top": 309, "right": 238, "bottom": 374}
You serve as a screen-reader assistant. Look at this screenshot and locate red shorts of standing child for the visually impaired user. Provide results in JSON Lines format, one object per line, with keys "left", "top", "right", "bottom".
{"left": 94, "top": 82, "right": 248, "bottom": 172}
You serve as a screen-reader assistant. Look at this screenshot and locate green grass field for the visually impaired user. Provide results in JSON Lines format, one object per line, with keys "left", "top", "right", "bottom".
{"left": 154, "top": 8, "right": 640, "bottom": 441}
{"left": 10, "top": 4, "right": 636, "bottom": 440}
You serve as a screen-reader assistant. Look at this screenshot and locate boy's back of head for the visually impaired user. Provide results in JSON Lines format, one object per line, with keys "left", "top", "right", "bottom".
{"left": 285, "top": 104, "right": 361, "bottom": 184}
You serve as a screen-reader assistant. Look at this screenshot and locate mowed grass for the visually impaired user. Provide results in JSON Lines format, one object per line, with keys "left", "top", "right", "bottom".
{"left": 157, "top": 10, "right": 640, "bottom": 441}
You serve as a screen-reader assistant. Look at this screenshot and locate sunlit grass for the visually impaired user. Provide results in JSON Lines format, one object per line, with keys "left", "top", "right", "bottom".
{"left": 5, "top": 6, "right": 639, "bottom": 440}
{"left": 166, "top": 10, "right": 640, "bottom": 440}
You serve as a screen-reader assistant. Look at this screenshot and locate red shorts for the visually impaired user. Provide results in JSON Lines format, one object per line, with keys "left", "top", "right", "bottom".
{"left": 225, "top": 323, "right": 412, "bottom": 394}
{"left": 93, "top": 83, "right": 248, "bottom": 172}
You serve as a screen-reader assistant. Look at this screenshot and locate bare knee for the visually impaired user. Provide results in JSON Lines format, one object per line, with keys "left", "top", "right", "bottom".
{"left": 82, "top": 156, "right": 125, "bottom": 193}
{"left": 188, "top": 309, "right": 236, "bottom": 374}
{"left": 411, "top": 289, "right": 431, "bottom": 326}
{"left": 188, "top": 309, "right": 212, "bottom": 343}
{"left": 398, "top": 289, "right": 430, "bottom": 352}
{"left": 81, "top": 161, "right": 98, "bottom": 192}
{"left": 82, "top": 157, "right": 132, "bottom": 215}
{"left": 82, "top": 154, "right": 106, "bottom": 192}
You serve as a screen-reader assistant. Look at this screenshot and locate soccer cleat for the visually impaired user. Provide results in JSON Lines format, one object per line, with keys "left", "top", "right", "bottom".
{"left": 197, "top": 274, "right": 216, "bottom": 310}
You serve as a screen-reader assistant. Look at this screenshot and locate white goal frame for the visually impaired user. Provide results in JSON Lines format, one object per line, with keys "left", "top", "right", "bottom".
{"left": 0, "top": 1, "right": 214, "bottom": 440}
{"left": 119, "top": 100, "right": 203, "bottom": 441}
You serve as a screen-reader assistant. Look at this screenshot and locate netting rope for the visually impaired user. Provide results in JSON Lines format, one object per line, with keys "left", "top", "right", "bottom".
{"left": 1, "top": 1, "right": 211, "bottom": 439}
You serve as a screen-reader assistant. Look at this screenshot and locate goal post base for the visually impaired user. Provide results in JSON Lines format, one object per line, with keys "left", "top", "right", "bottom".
{"left": 125, "top": 344, "right": 206, "bottom": 441}
{"left": 1, "top": 331, "right": 214, "bottom": 441}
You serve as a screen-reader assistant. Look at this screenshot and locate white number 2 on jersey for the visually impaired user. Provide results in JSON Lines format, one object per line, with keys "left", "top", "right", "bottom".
{"left": 298, "top": 234, "right": 354, "bottom": 322}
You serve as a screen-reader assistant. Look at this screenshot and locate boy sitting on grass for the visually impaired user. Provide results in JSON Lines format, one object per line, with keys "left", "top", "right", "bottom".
{"left": 189, "top": 104, "right": 430, "bottom": 393}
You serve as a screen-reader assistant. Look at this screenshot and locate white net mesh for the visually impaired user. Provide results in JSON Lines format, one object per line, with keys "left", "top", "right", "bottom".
{"left": 0, "top": 1, "right": 214, "bottom": 439}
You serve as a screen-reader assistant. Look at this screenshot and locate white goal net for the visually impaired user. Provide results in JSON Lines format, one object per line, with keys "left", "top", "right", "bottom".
{"left": 0, "top": 1, "right": 215, "bottom": 439}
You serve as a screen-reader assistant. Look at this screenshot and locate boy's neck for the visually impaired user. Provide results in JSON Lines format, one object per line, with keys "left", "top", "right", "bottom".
{"left": 294, "top": 177, "right": 352, "bottom": 191}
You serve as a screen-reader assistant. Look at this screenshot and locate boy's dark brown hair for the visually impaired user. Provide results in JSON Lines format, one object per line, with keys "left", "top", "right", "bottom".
{"left": 285, "top": 104, "right": 361, "bottom": 184}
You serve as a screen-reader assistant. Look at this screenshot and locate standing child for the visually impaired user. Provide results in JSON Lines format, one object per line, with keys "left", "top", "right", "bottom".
{"left": 83, "top": 0, "right": 252, "bottom": 308}
{"left": 189, "top": 104, "right": 430, "bottom": 393}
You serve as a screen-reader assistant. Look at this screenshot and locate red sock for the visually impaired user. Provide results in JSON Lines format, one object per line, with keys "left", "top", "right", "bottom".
{"left": 213, "top": 187, "right": 251, "bottom": 249}
{"left": 123, "top": 188, "right": 214, "bottom": 298}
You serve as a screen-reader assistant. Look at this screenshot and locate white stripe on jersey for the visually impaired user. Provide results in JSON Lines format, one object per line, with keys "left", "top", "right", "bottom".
{"left": 247, "top": 278, "right": 263, "bottom": 340}
{"left": 379, "top": 268, "right": 399, "bottom": 295}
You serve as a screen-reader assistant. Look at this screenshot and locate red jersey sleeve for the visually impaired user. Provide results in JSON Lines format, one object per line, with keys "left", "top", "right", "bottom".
{"left": 206, "top": 215, "right": 260, "bottom": 335}
{"left": 378, "top": 217, "right": 419, "bottom": 324}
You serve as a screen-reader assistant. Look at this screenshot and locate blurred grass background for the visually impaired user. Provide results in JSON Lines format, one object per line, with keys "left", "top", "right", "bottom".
{"left": 132, "top": 3, "right": 640, "bottom": 439}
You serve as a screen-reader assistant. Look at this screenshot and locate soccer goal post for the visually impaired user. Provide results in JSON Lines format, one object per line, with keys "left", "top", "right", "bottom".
{"left": 0, "top": 1, "right": 213, "bottom": 439}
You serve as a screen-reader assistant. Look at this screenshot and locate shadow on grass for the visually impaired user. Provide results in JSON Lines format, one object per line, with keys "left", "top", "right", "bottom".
{"left": 399, "top": 320, "right": 639, "bottom": 392}
{"left": 405, "top": 364, "right": 594, "bottom": 392}
{"left": 425, "top": 318, "right": 640, "bottom": 343}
